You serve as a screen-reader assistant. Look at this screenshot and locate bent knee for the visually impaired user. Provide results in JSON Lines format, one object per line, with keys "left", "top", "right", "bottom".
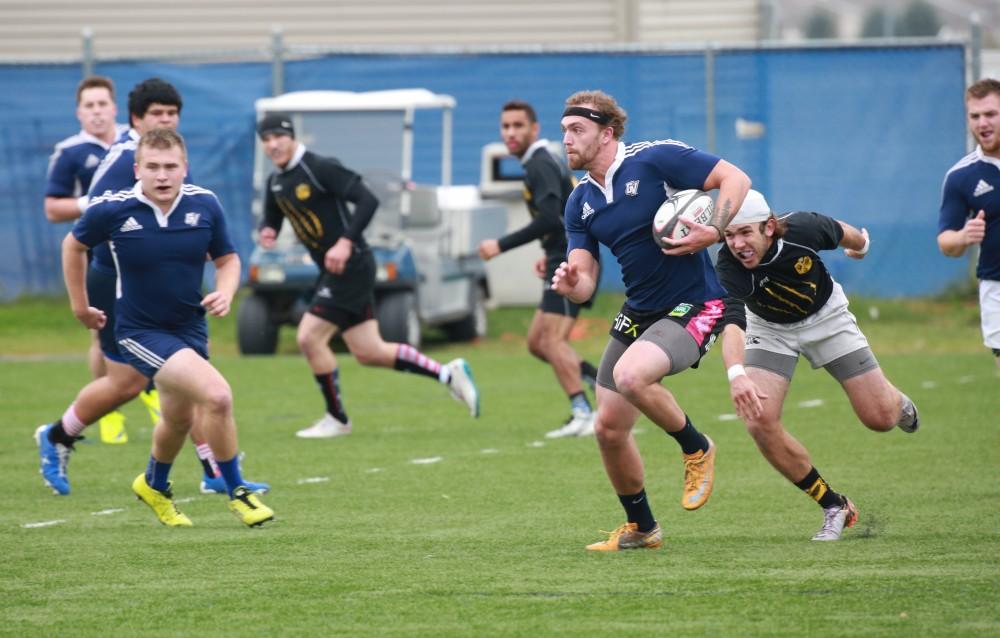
{"left": 858, "top": 405, "right": 898, "bottom": 431}
{"left": 611, "top": 367, "right": 647, "bottom": 400}
{"left": 201, "top": 386, "right": 233, "bottom": 416}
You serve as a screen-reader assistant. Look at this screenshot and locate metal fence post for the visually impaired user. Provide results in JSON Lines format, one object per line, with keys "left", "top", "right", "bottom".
{"left": 970, "top": 13, "right": 981, "bottom": 82}
{"left": 705, "top": 44, "right": 716, "bottom": 154}
{"left": 81, "top": 27, "right": 94, "bottom": 78}
{"left": 271, "top": 26, "right": 285, "bottom": 96}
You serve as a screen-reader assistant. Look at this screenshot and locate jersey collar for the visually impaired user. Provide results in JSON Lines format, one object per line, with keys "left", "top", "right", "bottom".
{"left": 521, "top": 139, "right": 549, "bottom": 165}
{"left": 975, "top": 145, "right": 1000, "bottom": 170}
{"left": 133, "top": 182, "right": 185, "bottom": 227}
{"left": 281, "top": 143, "right": 307, "bottom": 172}
{"left": 585, "top": 142, "right": 625, "bottom": 204}
{"left": 77, "top": 129, "right": 116, "bottom": 151}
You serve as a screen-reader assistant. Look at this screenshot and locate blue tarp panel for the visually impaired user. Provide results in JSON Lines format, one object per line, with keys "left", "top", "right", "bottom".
{"left": 0, "top": 44, "right": 967, "bottom": 301}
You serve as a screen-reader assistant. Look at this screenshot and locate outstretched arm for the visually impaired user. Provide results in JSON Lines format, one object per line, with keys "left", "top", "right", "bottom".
{"left": 838, "top": 220, "right": 870, "bottom": 260}
{"left": 551, "top": 248, "right": 598, "bottom": 304}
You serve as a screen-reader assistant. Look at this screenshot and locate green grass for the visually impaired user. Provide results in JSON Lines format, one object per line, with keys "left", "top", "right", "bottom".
{"left": 1, "top": 294, "right": 999, "bottom": 636}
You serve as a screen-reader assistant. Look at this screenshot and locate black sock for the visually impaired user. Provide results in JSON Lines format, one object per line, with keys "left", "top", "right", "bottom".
{"left": 314, "top": 370, "right": 349, "bottom": 423}
{"left": 580, "top": 360, "right": 598, "bottom": 382}
{"left": 794, "top": 467, "right": 844, "bottom": 509}
{"left": 667, "top": 415, "right": 710, "bottom": 456}
{"left": 618, "top": 489, "right": 656, "bottom": 533}
{"left": 47, "top": 420, "right": 78, "bottom": 448}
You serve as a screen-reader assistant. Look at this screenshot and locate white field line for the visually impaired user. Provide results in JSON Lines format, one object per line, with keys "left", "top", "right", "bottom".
{"left": 410, "top": 456, "right": 443, "bottom": 465}
{"left": 296, "top": 476, "right": 330, "bottom": 484}
{"left": 22, "top": 519, "right": 66, "bottom": 528}
{"left": 91, "top": 508, "right": 124, "bottom": 516}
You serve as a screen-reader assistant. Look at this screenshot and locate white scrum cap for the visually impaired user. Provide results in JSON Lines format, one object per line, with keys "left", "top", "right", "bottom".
{"left": 729, "top": 189, "right": 772, "bottom": 226}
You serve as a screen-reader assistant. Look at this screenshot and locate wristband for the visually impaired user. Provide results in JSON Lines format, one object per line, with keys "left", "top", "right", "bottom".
{"left": 727, "top": 364, "right": 747, "bottom": 382}
{"left": 856, "top": 232, "right": 870, "bottom": 255}
{"left": 77, "top": 195, "right": 89, "bottom": 212}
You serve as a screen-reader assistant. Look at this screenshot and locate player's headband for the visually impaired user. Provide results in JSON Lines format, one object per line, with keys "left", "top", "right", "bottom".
{"left": 561, "top": 106, "right": 611, "bottom": 125}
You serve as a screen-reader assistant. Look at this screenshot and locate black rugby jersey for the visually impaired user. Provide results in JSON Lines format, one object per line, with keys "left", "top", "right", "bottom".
{"left": 262, "top": 146, "right": 377, "bottom": 267}
{"left": 716, "top": 212, "right": 844, "bottom": 324}
{"left": 497, "top": 141, "right": 574, "bottom": 260}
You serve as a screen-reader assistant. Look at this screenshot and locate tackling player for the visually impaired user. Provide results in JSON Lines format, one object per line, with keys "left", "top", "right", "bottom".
{"left": 717, "top": 190, "right": 920, "bottom": 541}
{"left": 551, "top": 90, "right": 750, "bottom": 551}
{"left": 478, "top": 100, "right": 598, "bottom": 439}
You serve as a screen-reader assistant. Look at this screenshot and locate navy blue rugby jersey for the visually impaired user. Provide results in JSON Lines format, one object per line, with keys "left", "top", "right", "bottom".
{"left": 87, "top": 129, "right": 194, "bottom": 275}
{"left": 45, "top": 125, "right": 128, "bottom": 199}
{"left": 939, "top": 146, "right": 1000, "bottom": 281}
{"left": 564, "top": 140, "right": 724, "bottom": 311}
{"left": 73, "top": 183, "right": 235, "bottom": 331}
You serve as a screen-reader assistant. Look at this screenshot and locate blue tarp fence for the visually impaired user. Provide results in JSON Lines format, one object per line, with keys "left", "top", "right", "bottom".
{"left": 0, "top": 43, "right": 968, "bottom": 301}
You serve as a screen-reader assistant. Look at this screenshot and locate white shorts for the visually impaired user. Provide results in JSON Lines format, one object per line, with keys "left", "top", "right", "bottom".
{"left": 979, "top": 279, "right": 1000, "bottom": 349}
{"left": 746, "top": 282, "right": 870, "bottom": 369}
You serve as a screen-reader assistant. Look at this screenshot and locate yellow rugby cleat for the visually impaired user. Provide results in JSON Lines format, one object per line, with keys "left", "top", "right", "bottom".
{"left": 138, "top": 389, "right": 161, "bottom": 425}
{"left": 99, "top": 410, "right": 128, "bottom": 444}
{"left": 132, "top": 473, "right": 192, "bottom": 527}
{"left": 586, "top": 522, "right": 662, "bottom": 551}
{"left": 229, "top": 486, "right": 275, "bottom": 527}
{"left": 681, "top": 435, "right": 716, "bottom": 511}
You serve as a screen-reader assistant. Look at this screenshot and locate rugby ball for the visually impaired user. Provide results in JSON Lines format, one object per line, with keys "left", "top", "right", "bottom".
{"left": 652, "top": 189, "right": 714, "bottom": 249}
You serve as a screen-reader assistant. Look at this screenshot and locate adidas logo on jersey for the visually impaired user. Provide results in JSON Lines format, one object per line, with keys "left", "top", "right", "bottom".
{"left": 974, "top": 179, "right": 994, "bottom": 197}
{"left": 581, "top": 202, "right": 595, "bottom": 221}
{"left": 316, "top": 286, "right": 332, "bottom": 298}
{"left": 120, "top": 217, "right": 143, "bottom": 233}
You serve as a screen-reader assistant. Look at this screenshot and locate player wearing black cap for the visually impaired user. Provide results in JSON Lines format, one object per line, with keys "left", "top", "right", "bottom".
{"left": 256, "top": 113, "right": 480, "bottom": 438}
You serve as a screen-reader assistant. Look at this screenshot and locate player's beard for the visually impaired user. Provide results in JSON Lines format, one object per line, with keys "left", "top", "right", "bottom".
{"left": 977, "top": 131, "right": 1000, "bottom": 155}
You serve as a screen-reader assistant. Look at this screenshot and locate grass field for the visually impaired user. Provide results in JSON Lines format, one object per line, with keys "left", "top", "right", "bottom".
{"left": 1, "top": 294, "right": 998, "bottom": 637}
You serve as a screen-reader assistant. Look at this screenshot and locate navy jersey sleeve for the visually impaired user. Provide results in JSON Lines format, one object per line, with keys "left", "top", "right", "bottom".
{"left": 71, "top": 203, "right": 113, "bottom": 248}
{"left": 565, "top": 188, "right": 599, "bottom": 259}
{"left": 648, "top": 141, "right": 720, "bottom": 191}
{"left": 498, "top": 158, "right": 565, "bottom": 252}
{"left": 938, "top": 170, "right": 971, "bottom": 233}
{"left": 785, "top": 212, "right": 843, "bottom": 250}
{"left": 206, "top": 195, "right": 237, "bottom": 259}
{"left": 88, "top": 151, "right": 135, "bottom": 200}
{"left": 45, "top": 148, "right": 80, "bottom": 197}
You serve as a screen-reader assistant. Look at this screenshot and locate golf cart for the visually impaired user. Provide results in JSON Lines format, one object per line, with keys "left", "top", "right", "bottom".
{"left": 238, "top": 89, "right": 506, "bottom": 353}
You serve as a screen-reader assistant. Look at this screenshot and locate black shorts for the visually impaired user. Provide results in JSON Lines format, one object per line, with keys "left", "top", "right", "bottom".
{"left": 86, "top": 265, "right": 124, "bottom": 362}
{"left": 597, "top": 299, "right": 725, "bottom": 389}
{"left": 539, "top": 254, "right": 595, "bottom": 317}
{"left": 307, "top": 250, "right": 376, "bottom": 331}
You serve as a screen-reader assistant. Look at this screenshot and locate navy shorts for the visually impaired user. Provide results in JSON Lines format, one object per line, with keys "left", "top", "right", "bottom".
{"left": 116, "top": 323, "right": 209, "bottom": 379}
{"left": 86, "top": 265, "right": 124, "bottom": 362}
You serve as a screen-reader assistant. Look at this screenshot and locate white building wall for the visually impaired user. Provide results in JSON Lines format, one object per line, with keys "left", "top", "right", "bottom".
{"left": 0, "top": 0, "right": 761, "bottom": 60}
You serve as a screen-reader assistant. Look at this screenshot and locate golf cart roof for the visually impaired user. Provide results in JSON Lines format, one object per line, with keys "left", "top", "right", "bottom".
{"left": 255, "top": 89, "right": 456, "bottom": 113}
